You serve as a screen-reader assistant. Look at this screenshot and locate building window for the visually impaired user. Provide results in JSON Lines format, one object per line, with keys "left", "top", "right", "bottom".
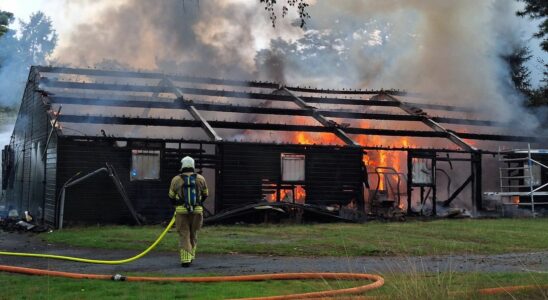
{"left": 411, "top": 158, "right": 433, "bottom": 185}
{"left": 281, "top": 153, "right": 305, "bottom": 182}
{"left": 130, "top": 150, "right": 160, "bottom": 181}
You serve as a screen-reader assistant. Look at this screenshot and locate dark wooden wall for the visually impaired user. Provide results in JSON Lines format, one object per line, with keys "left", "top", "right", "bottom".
{"left": 56, "top": 140, "right": 215, "bottom": 225}
{"left": 216, "top": 143, "right": 364, "bottom": 212}
{"left": 5, "top": 67, "right": 56, "bottom": 224}
{"left": 57, "top": 139, "right": 170, "bottom": 224}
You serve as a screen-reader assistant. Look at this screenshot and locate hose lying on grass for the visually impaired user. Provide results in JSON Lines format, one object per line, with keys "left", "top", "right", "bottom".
{"left": 0, "top": 265, "right": 384, "bottom": 300}
{"left": 0, "top": 215, "right": 176, "bottom": 264}
{"left": 0, "top": 216, "right": 546, "bottom": 298}
{"left": 0, "top": 213, "right": 386, "bottom": 299}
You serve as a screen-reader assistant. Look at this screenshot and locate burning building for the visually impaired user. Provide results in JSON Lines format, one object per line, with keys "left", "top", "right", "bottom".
{"left": 1, "top": 66, "right": 546, "bottom": 227}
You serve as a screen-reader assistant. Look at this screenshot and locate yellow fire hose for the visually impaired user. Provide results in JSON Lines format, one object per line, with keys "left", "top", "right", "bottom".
{"left": 0, "top": 215, "right": 176, "bottom": 264}
{"left": 0, "top": 214, "right": 385, "bottom": 299}
{"left": 0, "top": 215, "right": 545, "bottom": 299}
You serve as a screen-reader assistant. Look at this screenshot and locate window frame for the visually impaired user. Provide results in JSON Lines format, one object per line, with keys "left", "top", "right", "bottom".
{"left": 280, "top": 153, "right": 306, "bottom": 183}
{"left": 130, "top": 149, "right": 162, "bottom": 181}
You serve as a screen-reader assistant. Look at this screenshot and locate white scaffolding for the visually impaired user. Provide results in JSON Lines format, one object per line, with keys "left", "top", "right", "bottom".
{"left": 497, "top": 144, "right": 548, "bottom": 215}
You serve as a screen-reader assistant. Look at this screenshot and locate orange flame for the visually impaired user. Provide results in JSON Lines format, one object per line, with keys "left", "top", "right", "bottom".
{"left": 265, "top": 185, "right": 306, "bottom": 203}
{"left": 285, "top": 119, "right": 414, "bottom": 191}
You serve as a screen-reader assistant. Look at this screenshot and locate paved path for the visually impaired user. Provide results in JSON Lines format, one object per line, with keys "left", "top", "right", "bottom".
{"left": 0, "top": 231, "right": 547, "bottom": 276}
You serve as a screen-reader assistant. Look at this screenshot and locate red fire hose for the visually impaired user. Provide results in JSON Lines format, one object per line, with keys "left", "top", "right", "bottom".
{"left": 0, "top": 265, "right": 384, "bottom": 300}
{"left": 1, "top": 264, "right": 547, "bottom": 298}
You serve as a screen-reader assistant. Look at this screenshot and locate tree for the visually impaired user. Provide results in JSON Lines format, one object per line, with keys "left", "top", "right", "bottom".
{"left": 0, "top": 11, "right": 13, "bottom": 38}
{"left": 0, "top": 12, "right": 58, "bottom": 107}
{"left": 181, "top": 0, "right": 310, "bottom": 28}
{"left": 17, "top": 12, "right": 58, "bottom": 65}
{"left": 517, "top": 0, "right": 548, "bottom": 51}
{"left": 260, "top": 0, "right": 310, "bottom": 28}
{"left": 501, "top": 46, "right": 532, "bottom": 96}
{"left": 516, "top": 1, "right": 547, "bottom": 107}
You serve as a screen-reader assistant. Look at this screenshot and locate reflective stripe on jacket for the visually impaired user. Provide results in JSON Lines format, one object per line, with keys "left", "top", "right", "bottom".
{"left": 175, "top": 205, "right": 203, "bottom": 214}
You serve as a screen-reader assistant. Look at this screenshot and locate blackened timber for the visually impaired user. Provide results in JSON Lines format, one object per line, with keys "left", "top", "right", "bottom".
{"left": 431, "top": 117, "right": 504, "bottom": 127}
{"left": 40, "top": 79, "right": 470, "bottom": 111}
{"left": 57, "top": 114, "right": 539, "bottom": 141}
{"left": 281, "top": 87, "right": 359, "bottom": 146}
{"left": 163, "top": 77, "right": 222, "bottom": 141}
{"left": 442, "top": 175, "right": 473, "bottom": 207}
{"left": 37, "top": 66, "right": 280, "bottom": 90}
{"left": 37, "top": 66, "right": 402, "bottom": 96}
{"left": 406, "top": 102, "right": 473, "bottom": 113}
{"left": 57, "top": 114, "right": 443, "bottom": 136}
{"left": 41, "top": 79, "right": 394, "bottom": 105}
{"left": 36, "top": 66, "right": 473, "bottom": 112}
{"left": 385, "top": 93, "right": 477, "bottom": 151}
{"left": 47, "top": 95, "right": 420, "bottom": 119}
{"left": 454, "top": 132, "right": 542, "bottom": 142}
{"left": 50, "top": 95, "right": 505, "bottom": 127}
{"left": 285, "top": 86, "right": 405, "bottom": 95}
{"left": 57, "top": 134, "right": 503, "bottom": 153}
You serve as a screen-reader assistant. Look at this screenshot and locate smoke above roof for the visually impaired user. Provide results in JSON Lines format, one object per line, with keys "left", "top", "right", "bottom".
{"left": 46, "top": 0, "right": 548, "bottom": 134}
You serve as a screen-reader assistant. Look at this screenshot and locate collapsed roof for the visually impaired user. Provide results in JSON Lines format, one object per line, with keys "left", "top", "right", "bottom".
{"left": 31, "top": 66, "right": 542, "bottom": 152}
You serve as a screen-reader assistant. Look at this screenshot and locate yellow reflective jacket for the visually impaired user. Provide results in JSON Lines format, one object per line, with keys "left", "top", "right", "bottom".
{"left": 168, "top": 172, "right": 208, "bottom": 214}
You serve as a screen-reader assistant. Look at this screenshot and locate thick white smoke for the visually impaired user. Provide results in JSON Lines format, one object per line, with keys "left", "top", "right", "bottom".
{"left": 13, "top": 0, "right": 547, "bottom": 136}
{"left": 292, "top": 0, "right": 543, "bottom": 131}
{"left": 55, "top": 0, "right": 302, "bottom": 77}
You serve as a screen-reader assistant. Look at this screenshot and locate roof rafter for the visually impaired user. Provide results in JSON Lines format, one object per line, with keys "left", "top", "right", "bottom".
{"left": 39, "top": 78, "right": 473, "bottom": 112}
{"left": 162, "top": 77, "right": 222, "bottom": 141}
{"left": 379, "top": 93, "right": 477, "bottom": 152}
{"left": 57, "top": 114, "right": 539, "bottom": 142}
{"left": 279, "top": 87, "right": 359, "bottom": 146}
{"left": 47, "top": 95, "right": 509, "bottom": 127}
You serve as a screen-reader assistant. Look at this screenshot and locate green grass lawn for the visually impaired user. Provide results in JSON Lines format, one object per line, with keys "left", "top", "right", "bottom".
{"left": 1, "top": 272, "right": 547, "bottom": 299}
{"left": 44, "top": 218, "right": 548, "bottom": 257}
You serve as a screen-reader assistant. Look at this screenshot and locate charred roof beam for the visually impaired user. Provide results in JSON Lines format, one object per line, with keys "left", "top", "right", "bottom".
{"left": 39, "top": 78, "right": 473, "bottom": 112}
{"left": 36, "top": 66, "right": 404, "bottom": 95}
{"left": 49, "top": 95, "right": 506, "bottom": 127}
{"left": 279, "top": 87, "right": 360, "bottom": 146}
{"left": 379, "top": 93, "right": 478, "bottom": 152}
{"left": 162, "top": 77, "right": 222, "bottom": 142}
{"left": 57, "top": 114, "right": 539, "bottom": 142}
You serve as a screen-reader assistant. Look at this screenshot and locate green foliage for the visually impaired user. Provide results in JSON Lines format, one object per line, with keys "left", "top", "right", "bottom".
{"left": 0, "top": 10, "right": 13, "bottom": 38}
{"left": 259, "top": 0, "right": 310, "bottom": 28}
{"left": 45, "top": 218, "right": 548, "bottom": 257}
{"left": 528, "top": 84, "right": 548, "bottom": 106}
{"left": 15, "top": 11, "right": 58, "bottom": 65}
{"left": 0, "top": 11, "right": 57, "bottom": 107}
{"left": 517, "top": 0, "right": 548, "bottom": 51}
{"left": 516, "top": 0, "right": 548, "bottom": 107}
{"left": 502, "top": 46, "right": 532, "bottom": 96}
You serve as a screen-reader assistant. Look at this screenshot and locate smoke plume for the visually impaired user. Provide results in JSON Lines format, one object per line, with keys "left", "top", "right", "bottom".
{"left": 291, "top": 0, "right": 542, "bottom": 131}
{"left": 55, "top": 0, "right": 302, "bottom": 77}
{"left": 47, "top": 0, "right": 548, "bottom": 135}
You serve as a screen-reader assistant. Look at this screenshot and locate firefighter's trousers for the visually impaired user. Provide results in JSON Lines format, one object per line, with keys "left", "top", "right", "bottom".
{"left": 175, "top": 212, "right": 203, "bottom": 263}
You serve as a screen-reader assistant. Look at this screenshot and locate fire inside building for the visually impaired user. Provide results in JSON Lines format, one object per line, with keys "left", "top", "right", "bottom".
{"left": 1, "top": 66, "right": 547, "bottom": 227}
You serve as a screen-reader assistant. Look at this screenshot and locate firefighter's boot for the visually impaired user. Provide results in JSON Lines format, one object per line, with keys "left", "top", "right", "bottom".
{"left": 180, "top": 249, "right": 193, "bottom": 267}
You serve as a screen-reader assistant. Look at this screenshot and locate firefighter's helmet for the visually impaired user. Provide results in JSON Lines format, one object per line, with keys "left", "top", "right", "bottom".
{"left": 181, "top": 156, "right": 195, "bottom": 171}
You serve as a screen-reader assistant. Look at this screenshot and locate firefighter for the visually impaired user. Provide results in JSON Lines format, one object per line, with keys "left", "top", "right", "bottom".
{"left": 168, "top": 156, "right": 208, "bottom": 267}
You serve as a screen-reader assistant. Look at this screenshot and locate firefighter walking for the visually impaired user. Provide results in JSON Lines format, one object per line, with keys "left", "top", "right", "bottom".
{"left": 168, "top": 156, "right": 208, "bottom": 267}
